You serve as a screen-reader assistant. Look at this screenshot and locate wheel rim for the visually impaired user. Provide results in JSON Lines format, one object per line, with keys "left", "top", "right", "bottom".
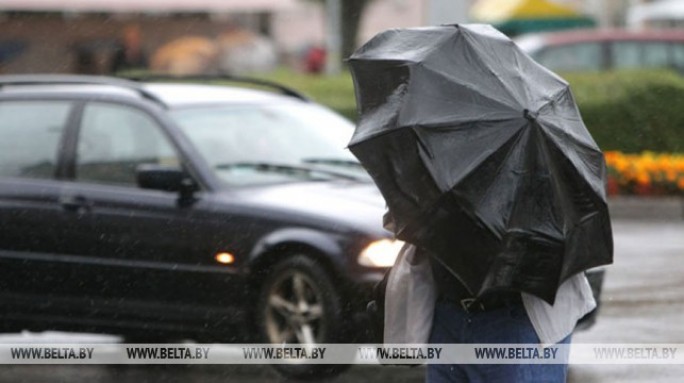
{"left": 264, "top": 270, "right": 326, "bottom": 345}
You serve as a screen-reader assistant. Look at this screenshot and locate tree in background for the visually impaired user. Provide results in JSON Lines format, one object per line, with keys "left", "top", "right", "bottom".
{"left": 340, "top": 0, "right": 371, "bottom": 59}
{"left": 314, "top": 0, "right": 372, "bottom": 63}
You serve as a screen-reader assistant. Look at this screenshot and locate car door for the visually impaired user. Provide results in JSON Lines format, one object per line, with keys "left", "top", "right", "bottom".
{"left": 0, "top": 99, "right": 85, "bottom": 320}
{"left": 61, "top": 101, "right": 246, "bottom": 328}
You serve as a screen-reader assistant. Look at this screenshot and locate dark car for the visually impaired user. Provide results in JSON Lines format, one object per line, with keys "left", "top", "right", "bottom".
{"left": 515, "top": 28, "right": 684, "bottom": 73}
{"left": 0, "top": 75, "right": 603, "bottom": 374}
{"left": 0, "top": 75, "right": 401, "bottom": 354}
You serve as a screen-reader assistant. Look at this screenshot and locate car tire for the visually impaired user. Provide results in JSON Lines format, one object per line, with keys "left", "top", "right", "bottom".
{"left": 256, "top": 254, "right": 350, "bottom": 380}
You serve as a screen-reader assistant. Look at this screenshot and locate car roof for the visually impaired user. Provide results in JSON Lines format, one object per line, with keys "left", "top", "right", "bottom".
{"left": 0, "top": 75, "right": 305, "bottom": 108}
{"left": 516, "top": 28, "right": 684, "bottom": 52}
{"left": 141, "top": 83, "right": 292, "bottom": 107}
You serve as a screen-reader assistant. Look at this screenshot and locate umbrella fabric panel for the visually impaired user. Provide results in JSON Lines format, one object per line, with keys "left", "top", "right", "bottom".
{"left": 411, "top": 116, "right": 591, "bottom": 246}
{"left": 563, "top": 211, "right": 612, "bottom": 277}
{"left": 350, "top": 27, "right": 456, "bottom": 64}
{"left": 416, "top": 119, "right": 522, "bottom": 243}
{"left": 352, "top": 123, "right": 573, "bottom": 303}
{"left": 349, "top": 61, "right": 411, "bottom": 145}
{"left": 350, "top": 25, "right": 570, "bottom": 133}
{"left": 478, "top": 120, "right": 567, "bottom": 302}
{"left": 413, "top": 119, "right": 528, "bottom": 212}
{"left": 452, "top": 25, "right": 568, "bottom": 112}
{"left": 537, "top": 88, "right": 607, "bottom": 200}
{"left": 401, "top": 194, "right": 504, "bottom": 297}
{"left": 538, "top": 124, "right": 613, "bottom": 276}
{"left": 541, "top": 117, "right": 608, "bottom": 202}
{"left": 470, "top": 119, "right": 612, "bottom": 301}
{"left": 397, "top": 66, "right": 520, "bottom": 127}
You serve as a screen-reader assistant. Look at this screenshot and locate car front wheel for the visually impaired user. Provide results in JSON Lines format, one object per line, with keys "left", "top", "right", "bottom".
{"left": 256, "top": 254, "right": 349, "bottom": 379}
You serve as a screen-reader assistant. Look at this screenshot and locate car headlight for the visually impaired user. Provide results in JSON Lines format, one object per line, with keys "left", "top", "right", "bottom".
{"left": 358, "top": 239, "right": 405, "bottom": 268}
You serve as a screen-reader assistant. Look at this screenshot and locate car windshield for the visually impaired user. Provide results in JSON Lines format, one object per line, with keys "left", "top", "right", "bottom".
{"left": 170, "top": 102, "right": 368, "bottom": 186}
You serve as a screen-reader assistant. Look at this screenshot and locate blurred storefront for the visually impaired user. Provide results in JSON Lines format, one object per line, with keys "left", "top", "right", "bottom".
{"left": 470, "top": 0, "right": 596, "bottom": 36}
{"left": 0, "top": 0, "right": 479, "bottom": 74}
{"left": 0, "top": 0, "right": 294, "bottom": 74}
{"left": 627, "top": 0, "right": 684, "bottom": 29}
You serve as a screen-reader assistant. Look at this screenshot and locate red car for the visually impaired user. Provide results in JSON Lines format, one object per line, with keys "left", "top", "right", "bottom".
{"left": 515, "top": 28, "right": 684, "bottom": 73}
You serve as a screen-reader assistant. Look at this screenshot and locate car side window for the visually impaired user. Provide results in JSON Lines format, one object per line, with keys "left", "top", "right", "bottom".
{"left": 611, "top": 42, "right": 642, "bottom": 69}
{"left": 536, "top": 43, "right": 603, "bottom": 72}
{"left": 0, "top": 100, "right": 72, "bottom": 179}
{"left": 642, "top": 42, "right": 670, "bottom": 68}
{"left": 673, "top": 43, "right": 684, "bottom": 69}
{"left": 613, "top": 41, "right": 671, "bottom": 69}
{"left": 76, "top": 103, "right": 180, "bottom": 187}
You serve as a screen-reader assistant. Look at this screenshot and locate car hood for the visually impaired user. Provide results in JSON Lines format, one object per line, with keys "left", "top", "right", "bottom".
{"left": 215, "top": 180, "right": 390, "bottom": 237}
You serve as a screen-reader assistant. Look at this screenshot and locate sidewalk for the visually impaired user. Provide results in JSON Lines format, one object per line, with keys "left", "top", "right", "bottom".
{"left": 608, "top": 196, "right": 684, "bottom": 220}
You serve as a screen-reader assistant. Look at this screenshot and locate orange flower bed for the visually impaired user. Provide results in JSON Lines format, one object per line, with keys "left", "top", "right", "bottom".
{"left": 604, "top": 151, "right": 684, "bottom": 196}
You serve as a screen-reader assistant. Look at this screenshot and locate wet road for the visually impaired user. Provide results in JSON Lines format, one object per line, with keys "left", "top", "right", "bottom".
{"left": 1, "top": 219, "right": 683, "bottom": 383}
{"left": 567, "top": 219, "right": 684, "bottom": 383}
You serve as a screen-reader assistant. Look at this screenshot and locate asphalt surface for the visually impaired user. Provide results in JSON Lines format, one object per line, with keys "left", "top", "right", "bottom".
{"left": 567, "top": 219, "right": 684, "bottom": 383}
{"left": 1, "top": 219, "right": 683, "bottom": 383}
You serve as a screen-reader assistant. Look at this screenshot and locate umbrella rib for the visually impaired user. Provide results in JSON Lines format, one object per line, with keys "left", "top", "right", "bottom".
{"left": 508, "top": 45, "right": 569, "bottom": 111}
{"left": 537, "top": 86, "right": 573, "bottom": 115}
{"left": 541, "top": 118, "right": 599, "bottom": 153}
{"left": 511, "top": 46, "right": 534, "bottom": 109}
{"left": 455, "top": 121, "right": 528, "bottom": 238}
{"left": 417, "top": 121, "right": 526, "bottom": 242}
{"left": 540, "top": 127, "right": 607, "bottom": 202}
{"left": 538, "top": 88, "right": 602, "bottom": 153}
{"left": 448, "top": 120, "right": 527, "bottom": 187}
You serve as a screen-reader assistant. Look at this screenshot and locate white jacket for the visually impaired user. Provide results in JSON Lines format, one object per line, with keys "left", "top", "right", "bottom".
{"left": 384, "top": 243, "right": 597, "bottom": 345}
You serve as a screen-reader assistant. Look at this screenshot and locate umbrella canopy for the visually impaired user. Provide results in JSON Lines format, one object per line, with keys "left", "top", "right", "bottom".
{"left": 348, "top": 24, "right": 613, "bottom": 304}
{"left": 471, "top": 0, "right": 595, "bottom": 36}
{"left": 472, "top": 0, "right": 581, "bottom": 21}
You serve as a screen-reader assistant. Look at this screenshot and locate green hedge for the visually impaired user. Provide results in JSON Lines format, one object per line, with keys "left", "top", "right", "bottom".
{"left": 564, "top": 70, "right": 684, "bottom": 153}
{"left": 262, "top": 69, "right": 357, "bottom": 121}
{"left": 262, "top": 69, "right": 684, "bottom": 153}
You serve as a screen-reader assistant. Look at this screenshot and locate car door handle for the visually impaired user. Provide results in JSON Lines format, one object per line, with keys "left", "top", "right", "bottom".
{"left": 60, "top": 195, "right": 92, "bottom": 214}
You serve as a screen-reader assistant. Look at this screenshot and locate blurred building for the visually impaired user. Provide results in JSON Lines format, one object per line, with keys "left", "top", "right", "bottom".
{"left": 273, "top": 0, "right": 474, "bottom": 66}
{"left": 7, "top": 0, "right": 672, "bottom": 75}
{"left": 0, "top": 0, "right": 294, "bottom": 74}
{"left": 470, "top": 0, "right": 596, "bottom": 36}
{"left": 0, "top": 0, "right": 478, "bottom": 74}
{"left": 557, "top": 0, "right": 638, "bottom": 27}
{"left": 626, "top": 0, "right": 684, "bottom": 29}
{"left": 558, "top": 0, "right": 684, "bottom": 28}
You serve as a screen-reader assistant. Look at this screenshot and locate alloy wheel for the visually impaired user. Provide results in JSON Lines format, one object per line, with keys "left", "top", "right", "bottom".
{"left": 264, "top": 270, "right": 325, "bottom": 344}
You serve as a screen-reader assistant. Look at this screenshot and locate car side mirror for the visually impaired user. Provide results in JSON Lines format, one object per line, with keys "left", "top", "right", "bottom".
{"left": 136, "top": 164, "right": 198, "bottom": 204}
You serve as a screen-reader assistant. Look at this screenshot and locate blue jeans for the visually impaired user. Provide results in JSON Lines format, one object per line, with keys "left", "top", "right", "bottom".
{"left": 426, "top": 301, "right": 571, "bottom": 383}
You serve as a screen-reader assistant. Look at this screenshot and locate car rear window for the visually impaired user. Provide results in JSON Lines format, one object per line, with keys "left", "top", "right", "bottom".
{"left": 76, "top": 102, "right": 180, "bottom": 187}
{"left": 0, "top": 100, "right": 72, "bottom": 179}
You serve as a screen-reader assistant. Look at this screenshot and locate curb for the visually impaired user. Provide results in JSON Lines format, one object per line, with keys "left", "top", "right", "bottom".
{"left": 608, "top": 196, "right": 684, "bottom": 221}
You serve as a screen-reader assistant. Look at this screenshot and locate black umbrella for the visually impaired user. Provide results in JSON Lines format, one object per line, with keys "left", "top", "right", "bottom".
{"left": 348, "top": 24, "right": 613, "bottom": 304}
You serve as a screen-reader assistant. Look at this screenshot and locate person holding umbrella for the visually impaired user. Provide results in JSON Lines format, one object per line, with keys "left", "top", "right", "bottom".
{"left": 348, "top": 24, "right": 613, "bottom": 382}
